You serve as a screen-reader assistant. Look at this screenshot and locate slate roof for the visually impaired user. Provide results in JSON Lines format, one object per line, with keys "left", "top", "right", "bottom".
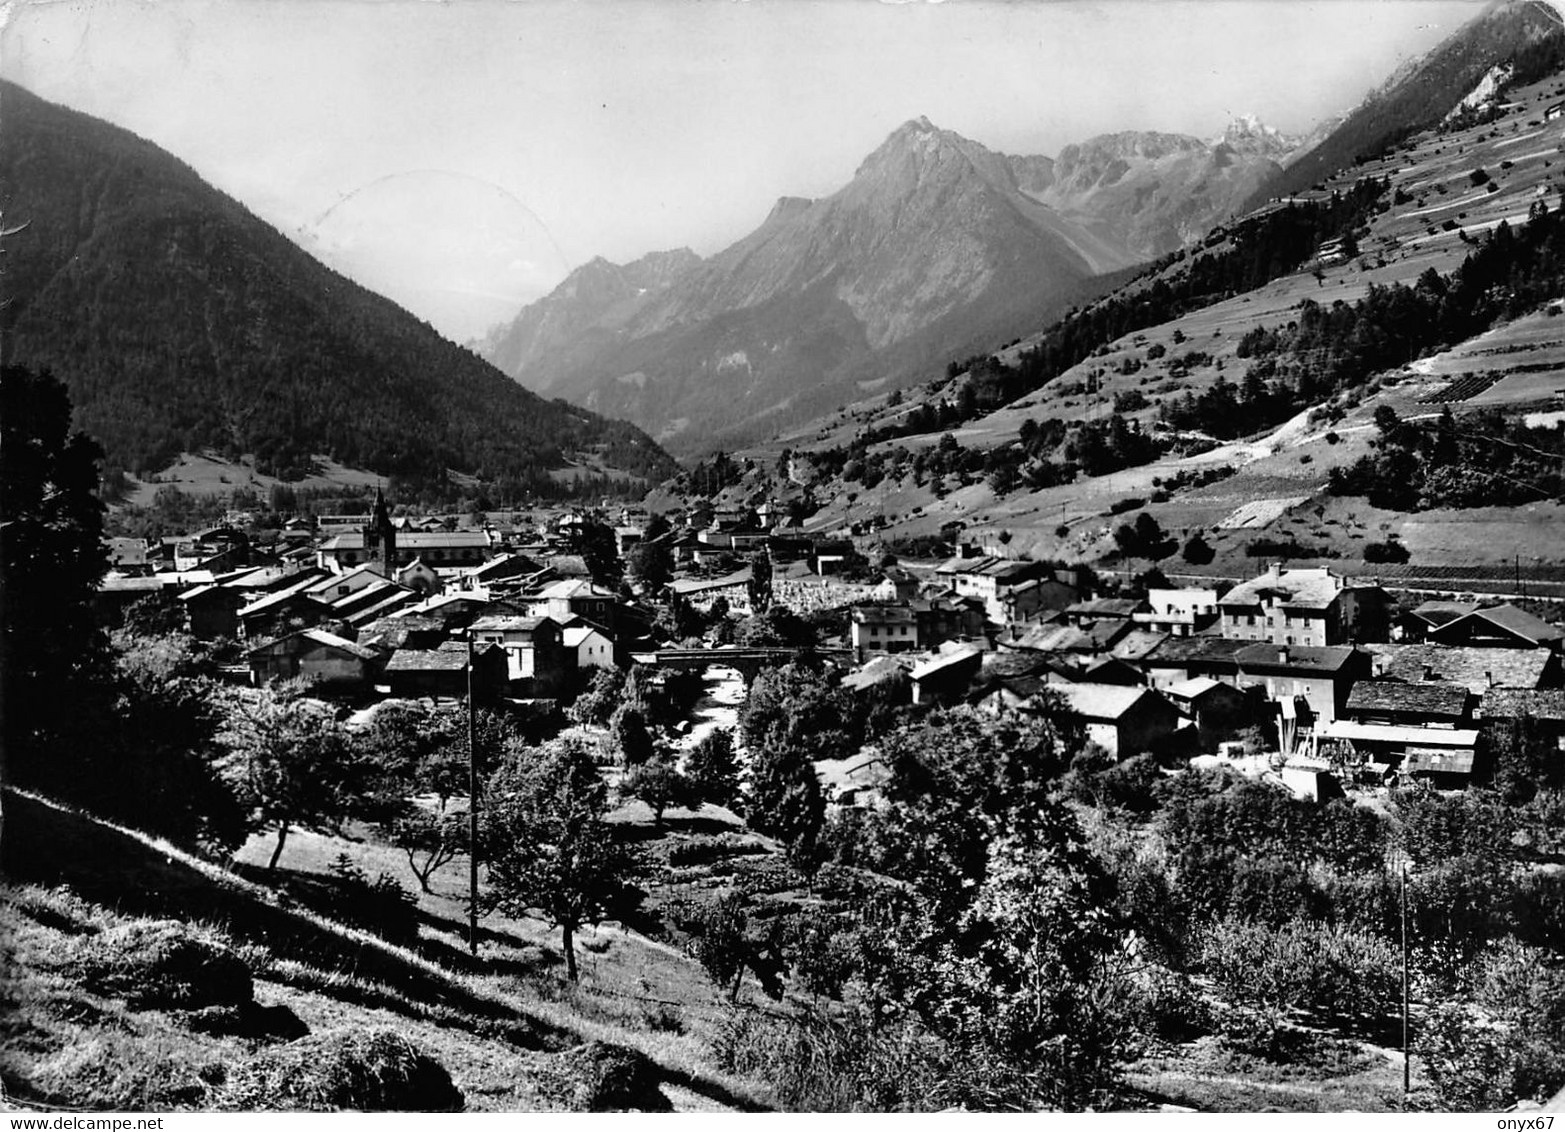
{"left": 1235, "top": 643, "right": 1360, "bottom": 675}
{"left": 1144, "top": 636, "right": 1252, "bottom": 668}
{"left": 1220, "top": 567, "right": 1350, "bottom": 611}
{"left": 1345, "top": 680, "right": 1470, "bottom": 718}
{"left": 981, "top": 651, "right": 1051, "bottom": 680}
{"left": 1054, "top": 682, "right": 1156, "bottom": 721}
{"left": 1164, "top": 676, "right": 1228, "bottom": 701}
{"left": 304, "top": 564, "right": 388, "bottom": 595}
{"left": 344, "top": 590, "right": 419, "bottom": 627}
{"left": 1432, "top": 604, "right": 1565, "bottom": 647}
{"left": 1007, "top": 624, "right": 1097, "bottom": 653}
{"left": 668, "top": 568, "right": 752, "bottom": 596}
{"left": 909, "top": 645, "right": 984, "bottom": 682}
{"left": 247, "top": 628, "right": 379, "bottom": 661}
{"left": 841, "top": 655, "right": 917, "bottom": 691}
{"left": 1110, "top": 629, "right": 1169, "bottom": 662}
{"left": 470, "top": 614, "right": 556, "bottom": 633}
{"left": 534, "top": 579, "right": 616, "bottom": 601}
{"left": 1406, "top": 600, "right": 1482, "bottom": 627}
{"left": 1066, "top": 598, "right": 1144, "bottom": 618}
{"left": 1375, "top": 644, "right": 1553, "bottom": 693}
{"left": 385, "top": 648, "right": 473, "bottom": 672}
{"left": 935, "top": 555, "right": 1033, "bottom": 582}
{"left": 356, "top": 615, "right": 446, "bottom": 651}
{"left": 562, "top": 625, "right": 610, "bottom": 648}
{"left": 237, "top": 575, "right": 322, "bottom": 617}
{"left": 853, "top": 604, "right": 918, "bottom": 626}
{"left": 1480, "top": 688, "right": 1565, "bottom": 722}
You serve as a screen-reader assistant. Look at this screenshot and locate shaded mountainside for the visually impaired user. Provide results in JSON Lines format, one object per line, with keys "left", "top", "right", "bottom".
{"left": 484, "top": 118, "right": 1117, "bottom": 453}
{"left": 1251, "top": 0, "right": 1564, "bottom": 207}
{"left": 0, "top": 81, "right": 675, "bottom": 491}
{"left": 483, "top": 118, "right": 1293, "bottom": 455}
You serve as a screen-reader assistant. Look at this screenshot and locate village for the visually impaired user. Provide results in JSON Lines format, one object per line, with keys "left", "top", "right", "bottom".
{"left": 95, "top": 491, "right": 1565, "bottom": 803}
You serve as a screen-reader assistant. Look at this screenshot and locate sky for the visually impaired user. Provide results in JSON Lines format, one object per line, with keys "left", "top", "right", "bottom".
{"left": 2, "top": 0, "right": 1490, "bottom": 341}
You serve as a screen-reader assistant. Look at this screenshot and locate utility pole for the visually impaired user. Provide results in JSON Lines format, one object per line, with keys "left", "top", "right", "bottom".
{"left": 467, "top": 630, "right": 480, "bottom": 957}
{"left": 1401, "top": 860, "right": 1411, "bottom": 1100}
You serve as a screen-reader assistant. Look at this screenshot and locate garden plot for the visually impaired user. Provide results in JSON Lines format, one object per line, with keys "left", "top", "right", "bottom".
{"left": 1217, "top": 497, "right": 1311, "bottom": 530}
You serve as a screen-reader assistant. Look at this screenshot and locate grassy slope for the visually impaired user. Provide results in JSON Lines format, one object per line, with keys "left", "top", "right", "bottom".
{"left": 754, "top": 70, "right": 1565, "bottom": 577}
{"left": 0, "top": 787, "right": 773, "bottom": 1113}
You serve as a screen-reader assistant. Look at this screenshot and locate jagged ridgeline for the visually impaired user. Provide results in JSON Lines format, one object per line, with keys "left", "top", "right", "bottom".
{"left": 0, "top": 81, "right": 676, "bottom": 494}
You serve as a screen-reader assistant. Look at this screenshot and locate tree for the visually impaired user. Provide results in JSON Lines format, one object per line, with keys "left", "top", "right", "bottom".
{"left": 1, "top": 365, "right": 111, "bottom": 796}
{"left": 1420, "top": 940, "right": 1565, "bottom": 1110}
{"left": 746, "top": 741, "right": 827, "bottom": 878}
{"left": 741, "top": 662, "right": 854, "bottom": 761}
{"left": 218, "top": 684, "right": 397, "bottom": 872}
{"left": 1181, "top": 531, "right": 1216, "bottom": 565}
{"left": 684, "top": 728, "right": 741, "bottom": 808}
{"left": 672, "top": 889, "right": 792, "bottom": 1002}
{"left": 387, "top": 806, "right": 470, "bottom": 894}
{"left": 625, "top": 539, "right": 672, "bottom": 591}
{"left": 105, "top": 632, "right": 248, "bottom": 856}
{"left": 608, "top": 704, "right": 655, "bottom": 766}
{"left": 568, "top": 666, "right": 626, "bottom": 727}
{"left": 620, "top": 754, "right": 700, "bottom": 826}
{"left": 122, "top": 592, "right": 188, "bottom": 637}
{"left": 359, "top": 702, "right": 476, "bottom": 893}
{"left": 1114, "top": 512, "right": 1175, "bottom": 561}
{"left": 482, "top": 740, "right": 643, "bottom": 981}
{"left": 855, "top": 815, "right": 1129, "bottom": 1109}
{"left": 855, "top": 706, "right": 1080, "bottom": 915}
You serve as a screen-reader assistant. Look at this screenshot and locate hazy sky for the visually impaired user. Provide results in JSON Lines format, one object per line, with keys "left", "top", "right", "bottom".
{"left": 3, "top": 0, "right": 1487, "bottom": 340}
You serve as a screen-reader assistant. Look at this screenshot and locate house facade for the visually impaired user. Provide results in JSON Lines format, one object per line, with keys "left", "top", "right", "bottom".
{"left": 247, "top": 628, "right": 379, "bottom": 690}
{"left": 1218, "top": 566, "right": 1385, "bottom": 646}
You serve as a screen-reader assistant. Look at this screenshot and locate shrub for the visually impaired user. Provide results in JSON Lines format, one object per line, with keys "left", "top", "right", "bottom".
{"left": 325, "top": 855, "right": 420, "bottom": 945}
{"left": 712, "top": 1008, "right": 947, "bottom": 1111}
{"left": 1108, "top": 496, "right": 1145, "bottom": 515}
{"left": 220, "top": 1028, "right": 464, "bottom": 1111}
{"left": 1363, "top": 539, "right": 1409, "bottom": 564}
{"left": 1199, "top": 917, "right": 1398, "bottom": 1042}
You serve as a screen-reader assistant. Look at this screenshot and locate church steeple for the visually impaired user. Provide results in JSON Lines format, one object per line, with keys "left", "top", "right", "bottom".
{"left": 363, "top": 487, "right": 396, "bottom": 577}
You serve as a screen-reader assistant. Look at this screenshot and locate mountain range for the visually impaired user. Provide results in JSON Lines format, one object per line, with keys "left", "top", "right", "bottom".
{"left": 481, "top": 117, "right": 1295, "bottom": 453}
{"left": 0, "top": 80, "right": 675, "bottom": 493}
{"left": 483, "top": 0, "right": 1565, "bottom": 459}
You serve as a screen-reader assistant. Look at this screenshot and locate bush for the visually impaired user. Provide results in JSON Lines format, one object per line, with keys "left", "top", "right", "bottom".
{"left": 1127, "top": 964, "right": 1212, "bottom": 1044}
{"left": 1363, "top": 539, "right": 1409, "bottom": 564}
{"left": 325, "top": 855, "right": 420, "bottom": 944}
{"left": 712, "top": 1008, "right": 947, "bottom": 1111}
{"left": 1199, "top": 917, "right": 1398, "bottom": 1042}
{"left": 1108, "top": 496, "right": 1145, "bottom": 515}
{"left": 220, "top": 1028, "right": 465, "bottom": 1111}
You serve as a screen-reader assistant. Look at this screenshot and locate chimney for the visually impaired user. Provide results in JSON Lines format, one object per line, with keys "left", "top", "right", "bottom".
{"left": 1486, "top": 670, "right": 1495, "bottom": 688}
{"left": 1423, "top": 664, "right": 1435, "bottom": 681}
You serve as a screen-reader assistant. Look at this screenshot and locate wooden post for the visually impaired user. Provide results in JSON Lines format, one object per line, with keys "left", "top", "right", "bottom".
{"left": 1408, "top": 864, "right": 1421, "bottom": 1102}
{"left": 468, "top": 630, "right": 480, "bottom": 957}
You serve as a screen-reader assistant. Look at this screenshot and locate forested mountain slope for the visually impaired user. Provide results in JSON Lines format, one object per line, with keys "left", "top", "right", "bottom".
{"left": 0, "top": 81, "right": 675, "bottom": 494}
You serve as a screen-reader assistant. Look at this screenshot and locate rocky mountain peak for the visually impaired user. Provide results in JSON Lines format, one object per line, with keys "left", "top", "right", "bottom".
{"left": 1217, "top": 114, "right": 1302, "bottom": 160}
